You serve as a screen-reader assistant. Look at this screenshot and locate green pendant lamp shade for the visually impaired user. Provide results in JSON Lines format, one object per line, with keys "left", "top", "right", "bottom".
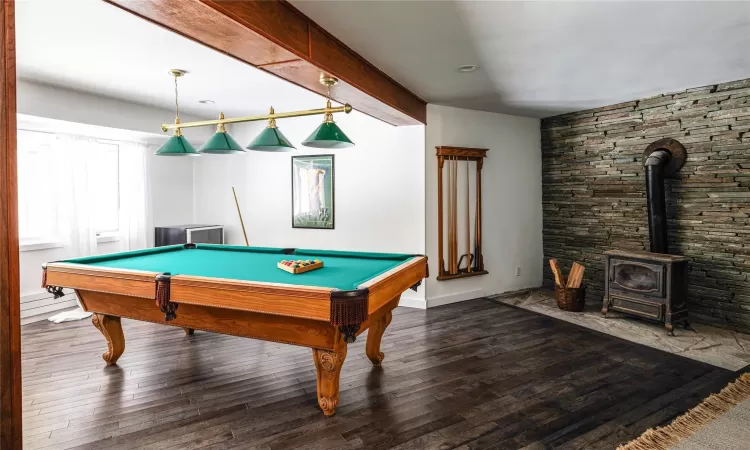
{"left": 246, "top": 107, "right": 296, "bottom": 152}
{"left": 302, "top": 121, "right": 354, "bottom": 149}
{"left": 155, "top": 127, "right": 200, "bottom": 156}
{"left": 302, "top": 100, "right": 354, "bottom": 149}
{"left": 199, "top": 113, "right": 245, "bottom": 154}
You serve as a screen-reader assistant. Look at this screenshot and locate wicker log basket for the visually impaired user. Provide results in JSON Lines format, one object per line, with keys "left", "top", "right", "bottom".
{"left": 555, "top": 284, "right": 586, "bottom": 312}
{"left": 549, "top": 259, "right": 586, "bottom": 312}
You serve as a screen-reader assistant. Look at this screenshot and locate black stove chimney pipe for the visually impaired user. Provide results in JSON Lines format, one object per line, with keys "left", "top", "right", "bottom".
{"left": 644, "top": 150, "right": 671, "bottom": 254}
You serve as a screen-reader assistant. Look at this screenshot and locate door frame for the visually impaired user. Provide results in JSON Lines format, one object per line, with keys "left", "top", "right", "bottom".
{"left": 0, "top": 0, "right": 21, "bottom": 447}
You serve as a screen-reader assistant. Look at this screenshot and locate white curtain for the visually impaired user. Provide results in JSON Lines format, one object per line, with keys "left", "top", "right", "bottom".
{"left": 117, "top": 142, "right": 150, "bottom": 252}
{"left": 48, "top": 137, "right": 151, "bottom": 323}
{"left": 54, "top": 134, "right": 98, "bottom": 256}
{"left": 49, "top": 135, "right": 99, "bottom": 323}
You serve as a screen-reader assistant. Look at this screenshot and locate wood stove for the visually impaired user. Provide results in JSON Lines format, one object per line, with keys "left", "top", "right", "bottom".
{"left": 602, "top": 250, "right": 688, "bottom": 334}
{"left": 601, "top": 138, "right": 690, "bottom": 335}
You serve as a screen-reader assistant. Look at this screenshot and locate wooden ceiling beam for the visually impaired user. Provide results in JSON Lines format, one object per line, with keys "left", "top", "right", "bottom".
{"left": 104, "top": 0, "right": 427, "bottom": 126}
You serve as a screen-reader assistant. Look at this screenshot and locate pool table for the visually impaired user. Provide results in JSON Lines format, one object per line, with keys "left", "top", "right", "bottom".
{"left": 42, "top": 244, "right": 427, "bottom": 416}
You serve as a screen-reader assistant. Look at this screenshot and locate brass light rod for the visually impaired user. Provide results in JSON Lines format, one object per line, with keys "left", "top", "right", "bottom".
{"left": 161, "top": 104, "right": 353, "bottom": 132}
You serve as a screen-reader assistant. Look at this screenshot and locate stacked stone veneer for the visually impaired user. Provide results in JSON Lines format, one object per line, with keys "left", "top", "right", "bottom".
{"left": 541, "top": 77, "right": 750, "bottom": 333}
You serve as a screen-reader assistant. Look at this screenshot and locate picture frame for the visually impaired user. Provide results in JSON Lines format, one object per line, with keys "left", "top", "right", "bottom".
{"left": 291, "top": 154, "right": 335, "bottom": 229}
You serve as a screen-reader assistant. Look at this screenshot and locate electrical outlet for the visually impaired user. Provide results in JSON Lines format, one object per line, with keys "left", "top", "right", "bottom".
{"left": 516, "top": 266, "right": 521, "bottom": 276}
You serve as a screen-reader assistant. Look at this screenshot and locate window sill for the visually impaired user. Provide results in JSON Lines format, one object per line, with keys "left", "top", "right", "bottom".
{"left": 19, "top": 234, "right": 121, "bottom": 252}
{"left": 96, "top": 233, "right": 121, "bottom": 244}
{"left": 19, "top": 240, "right": 64, "bottom": 252}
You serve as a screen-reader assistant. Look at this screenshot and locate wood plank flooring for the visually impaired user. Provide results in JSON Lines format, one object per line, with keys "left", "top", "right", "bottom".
{"left": 20, "top": 298, "right": 740, "bottom": 449}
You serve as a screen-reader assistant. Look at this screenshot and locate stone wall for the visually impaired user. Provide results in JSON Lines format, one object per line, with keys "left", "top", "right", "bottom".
{"left": 541, "top": 78, "right": 750, "bottom": 333}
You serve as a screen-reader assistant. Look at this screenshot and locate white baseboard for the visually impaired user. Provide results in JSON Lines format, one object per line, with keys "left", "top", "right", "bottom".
{"left": 400, "top": 290, "right": 487, "bottom": 309}
{"left": 425, "top": 289, "right": 485, "bottom": 308}
{"left": 21, "top": 289, "right": 78, "bottom": 321}
{"left": 399, "top": 297, "right": 427, "bottom": 309}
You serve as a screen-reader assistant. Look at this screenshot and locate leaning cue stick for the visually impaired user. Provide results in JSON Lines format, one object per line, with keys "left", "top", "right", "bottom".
{"left": 232, "top": 187, "right": 250, "bottom": 246}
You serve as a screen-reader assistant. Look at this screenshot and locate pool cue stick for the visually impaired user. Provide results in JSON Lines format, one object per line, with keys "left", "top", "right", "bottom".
{"left": 444, "top": 156, "right": 451, "bottom": 273}
{"left": 451, "top": 157, "right": 455, "bottom": 274}
{"left": 232, "top": 187, "right": 250, "bottom": 246}
{"left": 452, "top": 157, "right": 458, "bottom": 274}
{"left": 448, "top": 156, "right": 453, "bottom": 274}
{"left": 466, "top": 158, "right": 471, "bottom": 273}
{"left": 447, "top": 156, "right": 452, "bottom": 274}
{"left": 474, "top": 162, "right": 480, "bottom": 271}
{"left": 437, "top": 156, "right": 444, "bottom": 275}
{"left": 449, "top": 156, "right": 454, "bottom": 274}
{"left": 476, "top": 161, "right": 483, "bottom": 271}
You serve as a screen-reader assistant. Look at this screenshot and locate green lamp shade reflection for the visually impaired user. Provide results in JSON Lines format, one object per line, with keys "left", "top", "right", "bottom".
{"left": 302, "top": 122, "right": 354, "bottom": 149}
{"left": 247, "top": 127, "right": 296, "bottom": 152}
{"left": 155, "top": 135, "right": 200, "bottom": 156}
{"left": 199, "top": 131, "right": 245, "bottom": 154}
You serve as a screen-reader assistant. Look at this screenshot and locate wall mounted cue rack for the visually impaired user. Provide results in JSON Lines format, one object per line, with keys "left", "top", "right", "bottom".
{"left": 436, "top": 146, "right": 488, "bottom": 281}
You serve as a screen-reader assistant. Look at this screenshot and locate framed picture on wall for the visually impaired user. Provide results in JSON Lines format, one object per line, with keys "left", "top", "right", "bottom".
{"left": 291, "top": 155, "right": 335, "bottom": 229}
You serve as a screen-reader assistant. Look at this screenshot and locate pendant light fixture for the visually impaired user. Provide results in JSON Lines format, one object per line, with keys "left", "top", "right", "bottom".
{"left": 302, "top": 76, "right": 354, "bottom": 149}
{"left": 155, "top": 70, "right": 200, "bottom": 156}
{"left": 157, "top": 71, "right": 354, "bottom": 154}
{"left": 199, "top": 113, "right": 245, "bottom": 154}
{"left": 246, "top": 107, "right": 296, "bottom": 151}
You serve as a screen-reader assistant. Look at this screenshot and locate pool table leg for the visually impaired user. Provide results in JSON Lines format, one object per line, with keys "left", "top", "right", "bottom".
{"left": 183, "top": 328, "right": 194, "bottom": 336}
{"left": 312, "top": 344, "right": 347, "bottom": 417}
{"left": 91, "top": 313, "right": 125, "bottom": 366}
{"left": 366, "top": 310, "right": 392, "bottom": 366}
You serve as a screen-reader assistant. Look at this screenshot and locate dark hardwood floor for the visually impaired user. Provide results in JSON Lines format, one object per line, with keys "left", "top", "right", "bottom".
{"left": 21, "top": 298, "right": 740, "bottom": 449}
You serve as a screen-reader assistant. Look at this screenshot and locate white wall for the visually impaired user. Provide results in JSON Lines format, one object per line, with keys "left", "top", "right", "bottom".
{"left": 17, "top": 80, "right": 208, "bottom": 320}
{"left": 424, "top": 104, "right": 543, "bottom": 307}
{"left": 17, "top": 80, "right": 542, "bottom": 316}
{"left": 18, "top": 80, "right": 211, "bottom": 143}
{"left": 193, "top": 109, "right": 427, "bottom": 302}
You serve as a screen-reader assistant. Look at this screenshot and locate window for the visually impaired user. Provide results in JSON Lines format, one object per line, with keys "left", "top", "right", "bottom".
{"left": 88, "top": 142, "right": 120, "bottom": 234}
{"left": 17, "top": 130, "right": 121, "bottom": 245}
{"left": 17, "top": 130, "right": 57, "bottom": 243}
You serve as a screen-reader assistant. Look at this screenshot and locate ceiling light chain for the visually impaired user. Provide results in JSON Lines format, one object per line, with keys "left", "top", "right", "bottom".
{"left": 167, "top": 69, "right": 187, "bottom": 138}
{"left": 321, "top": 74, "right": 337, "bottom": 124}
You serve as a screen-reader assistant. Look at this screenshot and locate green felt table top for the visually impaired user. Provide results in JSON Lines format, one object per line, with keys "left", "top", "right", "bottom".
{"left": 61, "top": 244, "right": 416, "bottom": 291}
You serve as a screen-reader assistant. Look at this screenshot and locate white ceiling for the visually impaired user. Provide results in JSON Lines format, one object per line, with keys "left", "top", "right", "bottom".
{"left": 17, "top": 1, "right": 750, "bottom": 121}
{"left": 291, "top": 0, "right": 750, "bottom": 118}
{"left": 16, "top": 0, "right": 326, "bottom": 123}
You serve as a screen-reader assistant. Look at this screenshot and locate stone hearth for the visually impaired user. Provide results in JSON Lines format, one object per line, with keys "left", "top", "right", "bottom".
{"left": 493, "top": 289, "right": 750, "bottom": 371}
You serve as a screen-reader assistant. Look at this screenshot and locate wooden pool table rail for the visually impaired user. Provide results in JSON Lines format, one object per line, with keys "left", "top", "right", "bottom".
{"left": 42, "top": 263, "right": 161, "bottom": 299}
{"left": 43, "top": 256, "right": 427, "bottom": 324}
{"left": 361, "top": 256, "right": 427, "bottom": 313}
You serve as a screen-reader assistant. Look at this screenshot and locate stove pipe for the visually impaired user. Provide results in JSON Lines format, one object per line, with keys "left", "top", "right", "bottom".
{"left": 644, "top": 150, "right": 671, "bottom": 254}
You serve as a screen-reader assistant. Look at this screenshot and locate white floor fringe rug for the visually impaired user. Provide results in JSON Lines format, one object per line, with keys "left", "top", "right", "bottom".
{"left": 619, "top": 373, "right": 750, "bottom": 450}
